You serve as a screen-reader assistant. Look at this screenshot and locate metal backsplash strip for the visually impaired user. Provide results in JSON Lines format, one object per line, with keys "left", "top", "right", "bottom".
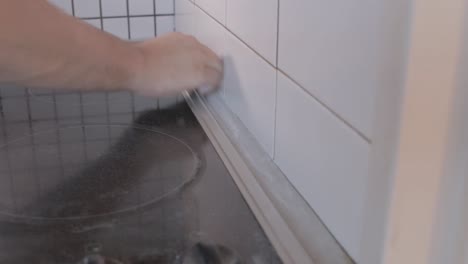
{"left": 184, "top": 91, "right": 355, "bottom": 264}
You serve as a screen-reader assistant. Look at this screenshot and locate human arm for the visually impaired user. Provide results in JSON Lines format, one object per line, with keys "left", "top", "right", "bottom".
{"left": 0, "top": 0, "right": 222, "bottom": 96}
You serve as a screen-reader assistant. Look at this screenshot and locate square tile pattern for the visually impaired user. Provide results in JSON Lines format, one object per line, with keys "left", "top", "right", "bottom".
{"left": 48, "top": 0, "right": 175, "bottom": 40}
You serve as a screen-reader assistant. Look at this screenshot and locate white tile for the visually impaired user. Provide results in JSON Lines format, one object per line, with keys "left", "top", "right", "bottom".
{"left": 74, "top": 0, "right": 100, "bottom": 18}
{"left": 59, "top": 126, "right": 85, "bottom": 143}
{"left": 32, "top": 121, "right": 58, "bottom": 145}
{"left": 194, "top": 0, "right": 226, "bottom": 24}
{"left": 101, "top": 0, "right": 127, "bottom": 16}
{"left": 5, "top": 124, "right": 31, "bottom": 144}
{"left": 110, "top": 114, "right": 133, "bottom": 123}
{"left": 56, "top": 94, "right": 81, "bottom": 118}
{"left": 84, "top": 115, "right": 107, "bottom": 124}
{"left": 83, "top": 19, "right": 102, "bottom": 30}
{"left": 29, "top": 96, "right": 55, "bottom": 120}
{"left": 193, "top": 6, "right": 225, "bottom": 56}
{"left": 223, "top": 32, "right": 276, "bottom": 157}
{"left": 156, "top": 16, "right": 174, "bottom": 35}
{"left": 130, "top": 17, "right": 155, "bottom": 40}
{"left": 129, "top": 0, "right": 154, "bottom": 15}
{"left": 175, "top": 0, "right": 196, "bottom": 35}
{"left": 8, "top": 148, "right": 33, "bottom": 170}
{"left": 103, "top": 18, "right": 129, "bottom": 39}
{"left": 158, "top": 96, "right": 178, "bottom": 109}
{"left": 0, "top": 86, "right": 26, "bottom": 97}
{"left": 85, "top": 126, "right": 109, "bottom": 140}
{"left": 278, "top": 0, "right": 384, "bottom": 138}
{"left": 108, "top": 92, "right": 133, "bottom": 113}
{"left": 35, "top": 145, "right": 61, "bottom": 167}
{"left": 134, "top": 96, "right": 158, "bottom": 112}
{"left": 156, "top": 0, "right": 174, "bottom": 14}
{"left": 2, "top": 98, "right": 28, "bottom": 121}
{"left": 85, "top": 141, "right": 110, "bottom": 161}
{"left": 48, "top": 0, "right": 73, "bottom": 14}
{"left": 60, "top": 143, "right": 85, "bottom": 165}
{"left": 274, "top": 72, "right": 370, "bottom": 261}
{"left": 82, "top": 93, "right": 107, "bottom": 116}
{"left": 226, "top": 0, "right": 278, "bottom": 65}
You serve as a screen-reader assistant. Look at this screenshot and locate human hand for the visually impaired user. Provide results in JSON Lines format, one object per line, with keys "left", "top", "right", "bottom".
{"left": 130, "top": 32, "right": 223, "bottom": 97}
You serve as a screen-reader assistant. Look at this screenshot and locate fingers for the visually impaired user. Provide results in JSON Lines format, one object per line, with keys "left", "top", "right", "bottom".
{"left": 202, "top": 65, "right": 223, "bottom": 93}
{"left": 199, "top": 44, "right": 223, "bottom": 72}
{"left": 133, "top": 32, "right": 223, "bottom": 97}
{"left": 195, "top": 42, "right": 223, "bottom": 92}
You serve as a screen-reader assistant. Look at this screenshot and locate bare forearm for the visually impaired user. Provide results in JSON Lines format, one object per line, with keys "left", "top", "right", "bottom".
{"left": 0, "top": 0, "right": 141, "bottom": 92}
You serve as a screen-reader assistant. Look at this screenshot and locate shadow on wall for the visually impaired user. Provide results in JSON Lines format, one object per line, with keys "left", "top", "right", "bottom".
{"left": 220, "top": 55, "right": 244, "bottom": 120}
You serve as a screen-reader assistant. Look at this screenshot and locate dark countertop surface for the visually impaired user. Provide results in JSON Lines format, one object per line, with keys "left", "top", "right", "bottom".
{"left": 0, "top": 87, "right": 281, "bottom": 264}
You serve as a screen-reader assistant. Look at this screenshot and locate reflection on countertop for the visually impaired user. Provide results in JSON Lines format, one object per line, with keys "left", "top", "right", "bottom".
{"left": 0, "top": 87, "right": 281, "bottom": 264}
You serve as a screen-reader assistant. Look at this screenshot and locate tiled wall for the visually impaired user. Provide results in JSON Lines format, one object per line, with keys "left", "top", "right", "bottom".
{"left": 175, "top": 0, "right": 409, "bottom": 262}
{"left": 49, "top": 0, "right": 175, "bottom": 39}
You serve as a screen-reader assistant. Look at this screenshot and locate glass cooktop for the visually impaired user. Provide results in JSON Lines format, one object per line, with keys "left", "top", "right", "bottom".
{"left": 0, "top": 86, "right": 281, "bottom": 264}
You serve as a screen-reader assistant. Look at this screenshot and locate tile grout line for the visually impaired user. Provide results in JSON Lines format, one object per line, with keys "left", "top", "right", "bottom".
{"left": 186, "top": 0, "right": 371, "bottom": 144}
{"left": 24, "top": 89, "right": 41, "bottom": 200}
{"left": 278, "top": 69, "right": 371, "bottom": 143}
{"left": 51, "top": 94, "right": 67, "bottom": 179}
{"left": 79, "top": 13, "right": 175, "bottom": 20}
{"left": 70, "top": 0, "right": 75, "bottom": 15}
{"left": 71, "top": 0, "right": 89, "bottom": 163}
{"left": 272, "top": 72, "right": 279, "bottom": 160}
{"left": 98, "top": 0, "right": 112, "bottom": 143}
{"left": 98, "top": 0, "right": 104, "bottom": 30}
{"left": 275, "top": 0, "right": 280, "bottom": 67}
{"left": 126, "top": 0, "right": 136, "bottom": 120}
{"left": 0, "top": 89, "right": 18, "bottom": 213}
{"left": 272, "top": 0, "right": 281, "bottom": 159}
{"left": 191, "top": 1, "right": 275, "bottom": 68}
{"left": 126, "top": 0, "right": 132, "bottom": 39}
{"left": 154, "top": 0, "right": 161, "bottom": 109}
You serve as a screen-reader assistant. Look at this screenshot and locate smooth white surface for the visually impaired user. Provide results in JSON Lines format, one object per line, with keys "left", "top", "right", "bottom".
{"left": 275, "top": 72, "right": 369, "bottom": 261}
{"left": 194, "top": 0, "right": 226, "bottom": 24}
{"left": 175, "top": 0, "right": 197, "bottom": 35}
{"left": 83, "top": 19, "right": 102, "bottom": 30}
{"left": 156, "top": 0, "right": 175, "bottom": 14}
{"left": 56, "top": 94, "right": 81, "bottom": 118}
{"left": 129, "top": 0, "right": 154, "bottom": 15}
{"left": 278, "top": 0, "right": 387, "bottom": 138}
{"left": 193, "top": 7, "right": 225, "bottom": 56}
{"left": 130, "top": 17, "right": 155, "bottom": 40}
{"left": 48, "top": 0, "right": 73, "bottom": 14}
{"left": 156, "top": 16, "right": 175, "bottom": 35}
{"left": 102, "top": 0, "right": 127, "bottom": 16}
{"left": 226, "top": 0, "right": 278, "bottom": 65}
{"left": 103, "top": 18, "right": 129, "bottom": 39}
{"left": 74, "top": 0, "right": 100, "bottom": 17}
{"left": 108, "top": 92, "right": 133, "bottom": 113}
{"left": 223, "top": 32, "right": 277, "bottom": 157}
{"left": 2, "top": 98, "right": 28, "bottom": 121}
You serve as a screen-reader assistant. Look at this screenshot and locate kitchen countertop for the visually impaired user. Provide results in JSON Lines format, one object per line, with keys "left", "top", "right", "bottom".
{"left": 0, "top": 86, "right": 281, "bottom": 264}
